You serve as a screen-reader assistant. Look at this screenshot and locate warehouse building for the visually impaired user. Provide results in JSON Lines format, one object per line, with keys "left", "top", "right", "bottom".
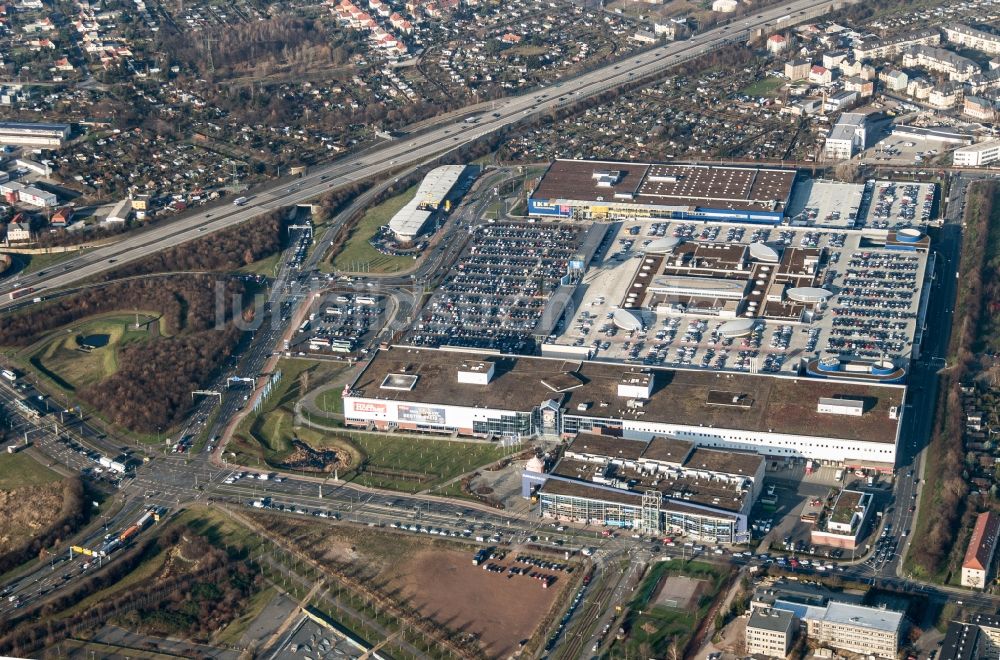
{"left": 0, "top": 121, "right": 70, "bottom": 147}
{"left": 527, "top": 160, "right": 796, "bottom": 224}
{"left": 343, "top": 346, "right": 906, "bottom": 469}
{"left": 388, "top": 165, "right": 468, "bottom": 242}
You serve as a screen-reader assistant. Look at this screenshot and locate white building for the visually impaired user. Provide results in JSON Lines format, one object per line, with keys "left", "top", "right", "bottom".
{"left": 105, "top": 198, "right": 132, "bottom": 223}
{"left": 388, "top": 165, "right": 467, "bottom": 242}
{"left": 18, "top": 185, "right": 57, "bottom": 208}
{"left": 953, "top": 139, "right": 1000, "bottom": 167}
{"left": 774, "top": 600, "right": 904, "bottom": 658}
{"left": 711, "top": 0, "right": 736, "bottom": 11}
{"left": 0, "top": 121, "right": 70, "bottom": 147}
{"left": 4, "top": 221, "right": 34, "bottom": 243}
{"left": 824, "top": 113, "right": 867, "bottom": 160}
{"left": 343, "top": 347, "right": 905, "bottom": 469}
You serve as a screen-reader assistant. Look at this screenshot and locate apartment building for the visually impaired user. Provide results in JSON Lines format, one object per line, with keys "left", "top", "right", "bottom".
{"left": 784, "top": 58, "right": 811, "bottom": 80}
{"left": 853, "top": 28, "right": 940, "bottom": 61}
{"left": 902, "top": 45, "right": 980, "bottom": 82}
{"left": 944, "top": 24, "right": 1000, "bottom": 56}
{"left": 964, "top": 95, "right": 997, "bottom": 122}
{"left": 939, "top": 613, "right": 1000, "bottom": 660}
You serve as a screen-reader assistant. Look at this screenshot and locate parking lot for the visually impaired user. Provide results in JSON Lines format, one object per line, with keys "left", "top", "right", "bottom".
{"left": 542, "top": 216, "right": 929, "bottom": 372}
{"left": 865, "top": 180, "right": 937, "bottom": 229}
{"left": 296, "top": 292, "right": 387, "bottom": 356}
{"left": 405, "top": 221, "right": 591, "bottom": 352}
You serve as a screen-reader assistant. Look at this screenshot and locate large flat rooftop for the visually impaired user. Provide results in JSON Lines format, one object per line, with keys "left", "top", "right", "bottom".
{"left": 350, "top": 347, "right": 904, "bottom": 444}
{"left": 530, "top": 160, "right": 796, "bottom": 213}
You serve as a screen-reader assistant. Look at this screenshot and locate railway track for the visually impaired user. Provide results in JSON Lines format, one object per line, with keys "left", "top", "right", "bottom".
{"left": 553, "top": 567, "right": 617, "bottom": 660}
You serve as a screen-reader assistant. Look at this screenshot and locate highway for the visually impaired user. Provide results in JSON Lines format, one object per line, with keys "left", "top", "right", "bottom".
{"left": 0, "top": 0, "right": 847, "bottom": 310}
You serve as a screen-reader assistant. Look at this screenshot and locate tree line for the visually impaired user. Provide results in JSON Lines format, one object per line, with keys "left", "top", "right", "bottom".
{"left": 0, "top": 275, "right": 243, "bottom": 346}
{"left": 103, "top": 208, "right": 288, "bottom": 279}
{"left": 909, "top": 183, "right": 994, "bottom": 576}
{"left": 81, "top": 325, "right": 242, "bottom": 433}
{"left": 0, "top": 523, "right": 261, "bottom": 657}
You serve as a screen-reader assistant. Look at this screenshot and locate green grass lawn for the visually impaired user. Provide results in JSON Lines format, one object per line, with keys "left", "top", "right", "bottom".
{"left": 335, "top": 432, "right": 507, "bottom": 492}
{"left": 315, "top": 387, "right": 344, "bottom": 415}
{"left": 740, "top": 77, "right": 785, "bottom": 97}
{"left": 28, "top": 314, "right": 160, "bottom": 391}
{"left": 233, "top": 357, "right": 508, "bottom": 492}
{"left": 238, "top": 250, "right": 282, "bottom": 277}
{"left": 0, "top": 452, "right": 63, "bottom": 489}
{"left": 611, "top": 560, "right": 730, "bottom": 657}
{"left": 233, "top": 358, "right": 350, "bottom": 463}
{"left": 330, "top": 186, "right": 420, "bottom": 274}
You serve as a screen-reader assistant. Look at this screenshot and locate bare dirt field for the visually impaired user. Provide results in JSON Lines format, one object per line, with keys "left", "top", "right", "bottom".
{"left": 654, "top": 575, "right": 706, "bottom": 610}
{"left": 252, "top": 516, "right": 574, "bottom": 658}
{"left": 392, "top": 548, "right": 565, "bottom": 657}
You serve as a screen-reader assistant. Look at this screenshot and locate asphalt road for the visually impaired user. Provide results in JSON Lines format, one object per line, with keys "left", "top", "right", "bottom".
{"left": 0, "top": 0, "right": 845, "bottom": 310}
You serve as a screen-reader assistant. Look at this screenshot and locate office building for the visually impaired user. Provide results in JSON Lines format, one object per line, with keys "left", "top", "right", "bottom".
{"left": 953, "top": 139, "right": 1000, "bottom": 167}
{"left": 746, "top": 607, "right": 796, "bottom": 658}
{"left": 824, "top": 113, "right": 867, "bottom": 160}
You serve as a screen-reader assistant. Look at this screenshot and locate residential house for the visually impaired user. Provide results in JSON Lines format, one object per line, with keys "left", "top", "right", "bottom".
{"left": 843, "top": 76, "right": 874, "bottom": 97}
{"left": 809, "top": 65, "right": 832, "bottom": 84}
{"left": 767, "top": 34, "right": 788, "bottom": 55}
{"left": 632, "top": 29, "right": 656, "bottom": 45}
{"left": 785, "top": 58, "right": 810, "bottom": 80}
{"left": 880, "top": 68, "right": 908, "bottom": 92}
{"left": 4, "top": 218, "right": 34, "bottom": 243}
{"left": 961, "top": 511, "right": 1000, "bottom": 588}
{"left": 50, "top": 206, "right": 73, "bottom": 227}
